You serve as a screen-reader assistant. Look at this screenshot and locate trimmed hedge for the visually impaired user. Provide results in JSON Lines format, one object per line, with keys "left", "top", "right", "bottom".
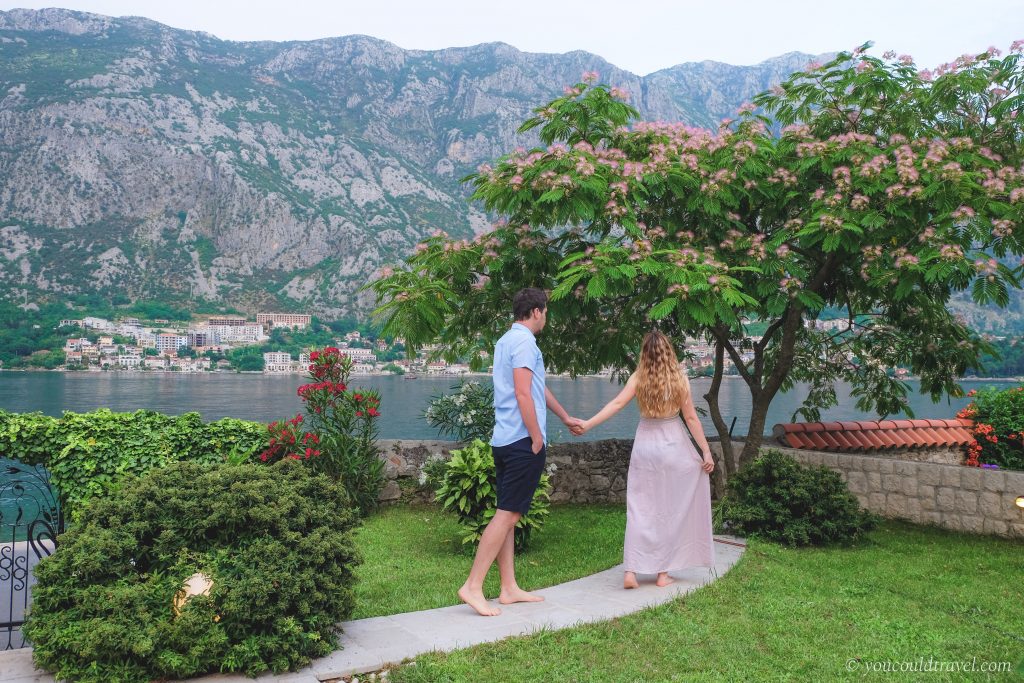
{"left": 24, "top": 459, "right": 361, "bottom": 682}
{"left": 0, "top": 409, "right": 264, "bottom": 519}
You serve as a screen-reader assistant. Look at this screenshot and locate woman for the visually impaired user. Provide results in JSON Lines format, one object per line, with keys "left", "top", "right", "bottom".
{"left": 579, "top": 330, "right": 716, "bottom": 589}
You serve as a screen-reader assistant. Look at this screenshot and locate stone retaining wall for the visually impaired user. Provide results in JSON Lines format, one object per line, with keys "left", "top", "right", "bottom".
{"left": 714, "top": 441, "right": 1024, "bottom": 539}
{"left": 376, "top": 438, "right": 634, "bottom": 504}
{"left": 376, "top": 439, "right": 458, "bottom": 501}
{"left": 379, "top": 438, "right": 1024, "bottom": 539}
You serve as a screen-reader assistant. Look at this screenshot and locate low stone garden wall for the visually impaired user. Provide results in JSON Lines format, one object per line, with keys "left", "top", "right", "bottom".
{"left": 713, "top": 441, "right": 1024, "bottom": 540}
{"left": 377, "top": 438, "right": 635, "bottom": 505}
{"left": 379, "top": 438, "right": 1024, "bottom": 540}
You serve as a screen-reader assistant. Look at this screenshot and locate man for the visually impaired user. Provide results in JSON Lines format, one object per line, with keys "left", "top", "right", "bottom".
{"left": 458, "top": 287, "right": 584, "bottom": 617}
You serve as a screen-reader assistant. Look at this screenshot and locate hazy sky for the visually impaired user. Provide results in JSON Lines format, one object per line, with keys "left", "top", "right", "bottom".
{"left": 1, "top": 1, "right": 1021, "bottom": 75}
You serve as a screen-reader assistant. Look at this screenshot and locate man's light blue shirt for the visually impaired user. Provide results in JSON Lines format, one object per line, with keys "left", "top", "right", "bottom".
{"left": 490, "top": 322, "right": 546, "bottom": 447}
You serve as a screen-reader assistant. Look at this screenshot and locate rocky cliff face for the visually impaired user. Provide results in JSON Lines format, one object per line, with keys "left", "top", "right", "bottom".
{"left": 0, "top": 8, "right": 827, "bottom": 318}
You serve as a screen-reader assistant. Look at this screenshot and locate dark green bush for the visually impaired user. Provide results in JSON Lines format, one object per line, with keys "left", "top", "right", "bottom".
{"left": 434, "top": 439, "right": 551, "bottom": 551}
{"left": 721, "top": 449, "right": 878, "bottom": 546}
{"left": 24, "top": 459, "right": 360, "bottom": 682}
{"left": 0, "top": 409, "right": 265, "bottom": 519}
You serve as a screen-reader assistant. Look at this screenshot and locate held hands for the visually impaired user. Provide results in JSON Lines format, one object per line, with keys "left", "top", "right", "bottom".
{"left": 563, "top": 416, "right": 586, "bottom": 437}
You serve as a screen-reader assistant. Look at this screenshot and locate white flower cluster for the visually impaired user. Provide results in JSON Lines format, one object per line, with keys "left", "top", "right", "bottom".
{"left": 418, "top": 453, "right": 448, "bottom": 485}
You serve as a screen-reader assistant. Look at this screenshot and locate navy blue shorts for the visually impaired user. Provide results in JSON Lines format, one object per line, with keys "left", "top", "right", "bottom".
{"left": 493, "top": 436, "right": 546, "bottom": 515}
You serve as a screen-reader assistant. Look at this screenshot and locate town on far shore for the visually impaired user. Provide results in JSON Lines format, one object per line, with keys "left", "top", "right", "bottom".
{"left": 14, "top": 310, "right": 941, "bottom": 380}
{"left": 52, "top": 312, "right": 440, "bottom": 376}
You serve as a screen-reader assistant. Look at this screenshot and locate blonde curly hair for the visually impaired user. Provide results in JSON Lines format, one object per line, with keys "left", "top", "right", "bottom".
{"left": 635, "top": 330, "right": 690, "bottom": 417}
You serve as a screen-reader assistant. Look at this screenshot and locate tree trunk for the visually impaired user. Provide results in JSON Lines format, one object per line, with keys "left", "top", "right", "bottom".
{"left": 737, "top": 303, "right": 805, "bottom": 470}
{"left": 703, "top": 340, "right": 733, "bottom": 500}
{"left": 738, "top": 394, "right": 771, "bottom": 468}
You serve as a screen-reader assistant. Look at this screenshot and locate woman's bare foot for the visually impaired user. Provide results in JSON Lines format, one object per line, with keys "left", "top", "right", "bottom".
{"left": 623, "top": 571, "right": 639, "bottom": 589}
{"left": 656, "top": 572, "right": 676, "bottom": 587}
{"left": 498, "top": 586, "right": 545, "bottom": 605}
{"left": 458, "top": 584, "right": 501, "bottom": 616}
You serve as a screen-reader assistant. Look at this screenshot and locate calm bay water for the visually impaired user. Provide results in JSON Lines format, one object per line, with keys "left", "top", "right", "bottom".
{"left": 0, "top": 371, "right": 1014, "bottom": 441}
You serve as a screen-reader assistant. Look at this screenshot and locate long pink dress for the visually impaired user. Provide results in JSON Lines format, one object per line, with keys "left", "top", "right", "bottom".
{"left": 623, "top": 415, "right": 715, "bottom": 573}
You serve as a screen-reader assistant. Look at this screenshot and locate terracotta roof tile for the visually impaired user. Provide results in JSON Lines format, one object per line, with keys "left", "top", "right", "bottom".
{"left": 863, "top": 429, "right": 890, "bottom": 449}
{"left": 806, "top": 431, "right": 830, "bottom": 449}
{"left": 916, "top": 427, "right": 945, "bottom": 447}
{"left": 818, "top": 431, "right": 845, "bottom": 449}
{"left": 772, "top": 417, "right": 976, "bottom": 453}
{"left": 829, "top": 430, "right": 859, "bottom": 450}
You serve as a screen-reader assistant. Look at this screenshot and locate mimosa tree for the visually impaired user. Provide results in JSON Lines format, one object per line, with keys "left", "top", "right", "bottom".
{"left": 369, "top": 43, "right": 1024, "bottom": 493}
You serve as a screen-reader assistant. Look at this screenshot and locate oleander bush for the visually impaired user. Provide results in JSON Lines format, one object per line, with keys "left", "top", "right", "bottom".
{"left": 957, "top": 385, "right": 1024, "bottom": 470}
{"left": 23, "top": 459, "right": 360, "bottom": 683}
{"left": 0, "top": 408, "right": 264, "bottom": 519}
{"left": 424, "top": 380, "right": 496, "bottom": 442}
{"left": 261, "top": 348, "right": 385, "bottom": 515}
{"left": 434, "top": 438, "right": 551, "bottom": 551}
{"left": 721, "top": 449, "right": 878, "bottom": 546}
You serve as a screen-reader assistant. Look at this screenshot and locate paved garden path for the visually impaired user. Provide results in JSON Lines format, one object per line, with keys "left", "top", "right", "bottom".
{"left": 0, "top": 535, "right": 746, "bottom": 683}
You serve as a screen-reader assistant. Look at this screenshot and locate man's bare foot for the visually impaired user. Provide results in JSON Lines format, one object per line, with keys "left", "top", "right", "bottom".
{"left": 498, "top": 586, "right": 545, "bottom": 605}
{"left": 623, "top": 572, "right": 639, "bottom": 589}
{"left": 656, "top": 573, "right": 676, "bottom": 587}
{"left": 458, "top": 584, "right": 501, "bottom": 616}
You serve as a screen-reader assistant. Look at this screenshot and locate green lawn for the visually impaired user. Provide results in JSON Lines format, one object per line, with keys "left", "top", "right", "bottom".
{"left": 352, "top": 504, "right": 627, "bottom": 620}
{"left": 380, "top": 519, "right": 1024, "bottom": 682}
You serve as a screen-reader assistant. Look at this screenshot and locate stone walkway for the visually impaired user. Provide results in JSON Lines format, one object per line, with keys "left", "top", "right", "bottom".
{"left": 0, "top": 536, "right": 747, "bottom": 683}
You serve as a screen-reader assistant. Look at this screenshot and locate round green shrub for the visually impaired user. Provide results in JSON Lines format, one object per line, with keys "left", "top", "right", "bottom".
{"left": 434, "top": 439, "right": 551, "bottom": 551}
{"left": 24, "top": 459, "right": 361, "bottom": 682}
{"left": 721, "top": 449, "right": 878, "bottom": 546}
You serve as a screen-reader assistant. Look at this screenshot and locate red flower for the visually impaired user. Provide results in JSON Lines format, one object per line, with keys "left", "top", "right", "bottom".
{"left": 354, "top": 393, "right": 363, "bottom": 402}
{"left": 966, "top": 389, "right": 977, "bottom": 397}
{"left": 368, "top": 408, "right": 380, "bottom": 417}
{"left": 356, "top": 411, "right": 364, "bottom": 417}
{"left": 310, "top": 351, "right": 320, "bottom": 361}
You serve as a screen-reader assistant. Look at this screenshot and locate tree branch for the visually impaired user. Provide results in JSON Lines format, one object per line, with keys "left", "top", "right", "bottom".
{"left": 710, "top": 324, "right": 757, "bottom": 390}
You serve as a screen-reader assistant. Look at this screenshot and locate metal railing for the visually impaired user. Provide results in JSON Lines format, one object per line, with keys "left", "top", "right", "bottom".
{"left": 0, "top": 460, "right": 62, "bottom": 650}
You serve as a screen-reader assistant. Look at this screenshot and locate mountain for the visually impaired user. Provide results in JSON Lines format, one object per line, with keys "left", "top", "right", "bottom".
{"left": 0, "top": 9, "right": 959, "bottom": 324}
{"left": 0, "top": 8, "right": 830, "bottom": 318}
